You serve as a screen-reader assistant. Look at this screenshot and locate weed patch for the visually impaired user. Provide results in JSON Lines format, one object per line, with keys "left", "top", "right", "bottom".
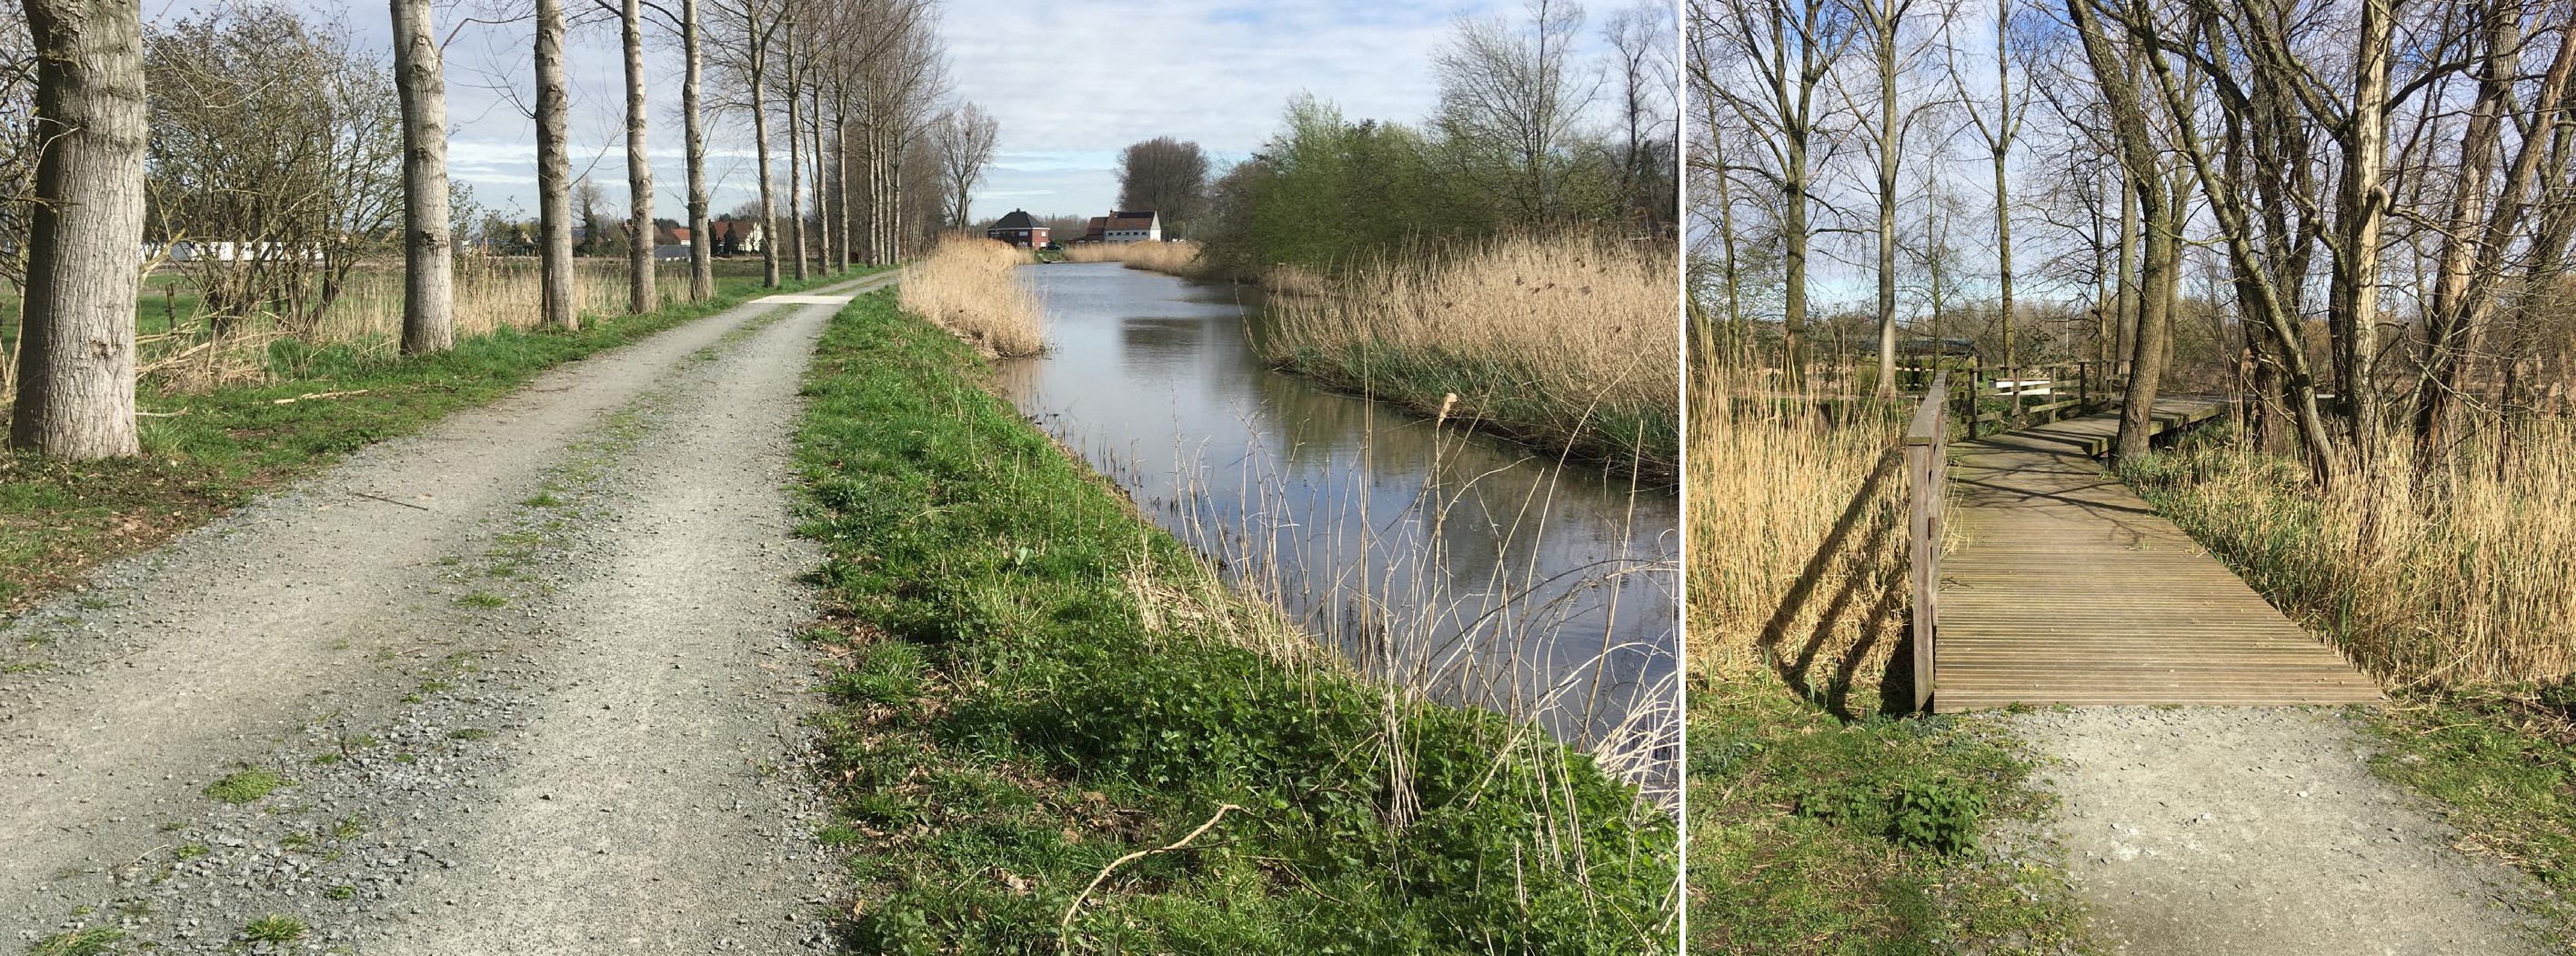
{"left": 203, "top": 768, "right": 289, "bottom": 804}
{"left": 1689, "top": 679, "right": 2087, "bottom": 954}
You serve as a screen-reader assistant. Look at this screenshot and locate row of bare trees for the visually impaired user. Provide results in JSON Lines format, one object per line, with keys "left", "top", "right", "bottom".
{"left": 5, "top": 0, "right": 983, "bottom": 461}
{"left": 1692, "top": 0, "right": 2576, "bottom": 486}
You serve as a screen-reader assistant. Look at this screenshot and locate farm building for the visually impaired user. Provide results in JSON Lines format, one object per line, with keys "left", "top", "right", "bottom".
{"left": 986, "top": 209, "right": 1047, "bottom": 248}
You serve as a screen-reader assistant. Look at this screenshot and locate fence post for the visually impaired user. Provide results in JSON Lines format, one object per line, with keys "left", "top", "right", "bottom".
{"left": 1907, "top": 372, "right": 1950, "bottom": 713}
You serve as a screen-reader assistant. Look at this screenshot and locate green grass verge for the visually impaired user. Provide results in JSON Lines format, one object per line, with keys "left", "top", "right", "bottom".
{"left": 0, "top": 266, "right": 885, "bottom": 612}
{"left": 2360, "top": 687, "right": 2576, "bottom": 945}
{"left": 1266, "top": 343, "right": 1679, "bottom": 484}
{"left": 1689, "top": 677, "right": 2090, "bottom": 955}
{"left": 795, "top": 290, "right": 1675, "bottom": 953}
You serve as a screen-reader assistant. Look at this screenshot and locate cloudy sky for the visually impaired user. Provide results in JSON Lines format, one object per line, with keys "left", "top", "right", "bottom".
{"left": 151, "top": 0, "right": 1613, "bottom": 225}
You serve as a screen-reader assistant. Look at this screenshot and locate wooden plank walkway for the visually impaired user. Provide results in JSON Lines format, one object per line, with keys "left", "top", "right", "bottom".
{"left": 1931, "top": 401, "right": 2383, "bottom": 712}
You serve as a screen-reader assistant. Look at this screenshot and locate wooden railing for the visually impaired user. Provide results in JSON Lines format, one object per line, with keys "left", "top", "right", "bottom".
{"left": 1901, "top": 360, "right": 2128, "bottom": 438}
{"left": 1905, "top": 372, "right": 1950, "bottom": 712}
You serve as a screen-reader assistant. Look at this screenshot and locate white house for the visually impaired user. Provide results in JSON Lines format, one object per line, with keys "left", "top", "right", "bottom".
{"left": 1103, "top": 210, "right": 1161, "bottom": 243}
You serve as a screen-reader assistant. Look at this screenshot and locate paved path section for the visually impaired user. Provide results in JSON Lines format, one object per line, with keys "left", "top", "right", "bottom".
{"left": 1933, "top": 404, "right": 2382, "bottom": 712}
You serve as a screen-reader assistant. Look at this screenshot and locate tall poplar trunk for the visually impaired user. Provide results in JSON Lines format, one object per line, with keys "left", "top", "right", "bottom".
{"left": 620, "top": 0, "right": 655, "bottom": 315}
{"left": 536, "top": 0, "right": 576, "bottom": 330}
{"left": 811, "top": 84, "right": 832, "bottom": 274}
{"left": 747, "top": 15, "right": 778, "bottom": 288}
{"left": 783, "top": 25, "right": 808, "bottom": 281}
{"left": 680, "top": 0, "right": 712, "bottom": 301}
{"left": 391, "top": 0, "right": 453, "bottom": 355}
{"left": 10, "top": 0, "right": 146, "bottom": 459}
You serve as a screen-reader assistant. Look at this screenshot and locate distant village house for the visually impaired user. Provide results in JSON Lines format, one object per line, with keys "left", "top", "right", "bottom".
{"left": 1076, "top": 210, "right": 1161, "bottom": 244}
{"left": 986, "top": 209, "right": 1047, "bottom": 248}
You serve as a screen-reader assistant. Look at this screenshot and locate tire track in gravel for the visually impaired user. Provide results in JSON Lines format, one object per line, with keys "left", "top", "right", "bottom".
{"left": 0, "top": 274, "right": 890, "bottom": 951}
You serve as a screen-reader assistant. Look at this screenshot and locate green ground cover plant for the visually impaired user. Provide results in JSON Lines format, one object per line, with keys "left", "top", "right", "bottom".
{"left": 796, "top": 290, "right": 1675, "bottom": 954}
{"left": 1689, "top": 679, "right": 2090, "bottom": 955}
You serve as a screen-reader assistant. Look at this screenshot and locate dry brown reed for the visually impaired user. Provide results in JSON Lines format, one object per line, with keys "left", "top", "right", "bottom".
{"left": 897, "top": 236, "right": 1045, "bottom": 357}
{"left": 1057, "top": 239, "right": 1219, "bottom": 280}
{"left": 1261, "top": 233, "right": 1679, "bottom": 475}
{"left": 1689, "top": 363, "right": 1913, "bottom": 712}
{"left": 4, "top": 257, "right": 691, "bottom": 400}
{"left": 2131, "top": 418, "right": 2576, "bottom": 689}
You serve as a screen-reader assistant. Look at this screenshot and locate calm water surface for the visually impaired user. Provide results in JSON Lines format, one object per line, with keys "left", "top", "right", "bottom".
{"left": 993, "top": 263, "right": 1678, "bottom": 776}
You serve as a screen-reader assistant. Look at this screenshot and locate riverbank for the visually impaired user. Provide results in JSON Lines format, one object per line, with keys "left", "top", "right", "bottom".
{"left": 1260, "top": 235, "right": 1678, "bottom": 482}
{"left": 1053, "top": 236, "right": 1678, "bottom": 480}
{"left": 0, "top": 266, "right": 879, "bottom": 609}
{"left": 796, "top": 290, "right": 1677, "bottom": 952}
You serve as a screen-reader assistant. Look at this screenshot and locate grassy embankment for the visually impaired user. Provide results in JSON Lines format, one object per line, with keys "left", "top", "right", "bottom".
{"left": 2123, "top": 420, "right": 2576, "bottom": 935}
{"left": 0, "top": 258, "right": 877, "bottom": 609}
{"left": 1688, "top": 366, "right": 2092, "bottom": 955}
{"left": 896, "top": 237, "right": 1046, "bottom": 357}
{"left": 794, "top": 289, "right": 1676, "bottom": 953}
{"left": 1064, "top": 236, "right": 1678, "bottom": 480}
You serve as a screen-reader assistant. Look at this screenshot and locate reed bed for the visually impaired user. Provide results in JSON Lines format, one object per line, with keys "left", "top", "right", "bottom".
{"left": 1260, "top": 234, "right": 1679, "bottom": 478}
{"left": 1688, "top": 365, "right": 1911, "bottom": 709}
{"left": 896, "top": 236, "right": 1044, "bottom": 357}
{"left": 2125, "top": 418, "right": 2576, "bottom": 689}
{"left": 1057, "top": 238, "right": 1223, "bottom": 281}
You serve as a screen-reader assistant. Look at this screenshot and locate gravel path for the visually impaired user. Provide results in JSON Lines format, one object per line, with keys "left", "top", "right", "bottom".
{"left": 0, "top": 275, "right": 890, "bottom": 952}
{"left": 2006, "top": 706, "right": 2553, "bottom": 956}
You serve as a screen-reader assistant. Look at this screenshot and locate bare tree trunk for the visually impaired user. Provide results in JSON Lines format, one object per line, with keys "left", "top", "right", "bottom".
{"left": 620, "top": 0, "right": 655, "bottom": 314}
{"left": 391, "top": 0, "right": 453, "bottom": 355}
{"left": 811, "top": 83, "right": 832, "bottom": 275}
{"left": 10, "top": 0, "right": 146, "bottom": 458}
{"left": 783, "top": 22, "right": 808, "bottom": 282}
{"left": 747, "top": 13, "right": 778, "bottom": 287}
{"left": 1869, "top": 0, "right": 1904, "bottom": 397}
{"left": 536, "top": 0, "right": 576, "bottom": 330}
{"left": 2066, "top": 0, "right": 2172, "bottom": 463}
{"left": 681, "top": 0, "right": 712, "bottom": 301}
{"left": 2328, "top": 0, "right": 2393, "bottom": 470}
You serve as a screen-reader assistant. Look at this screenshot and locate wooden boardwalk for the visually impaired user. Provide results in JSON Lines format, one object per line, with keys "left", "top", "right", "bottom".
{"left": 1930, "top": 402, "right": 2383, "bottom": 712}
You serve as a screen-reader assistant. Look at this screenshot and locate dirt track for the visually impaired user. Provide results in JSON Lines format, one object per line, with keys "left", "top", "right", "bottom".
{"left": 2008, "top": 706, "right": 2553, "bottom": 956}
{"left": 0, "top": 273, "right": 892, "bottom": 952}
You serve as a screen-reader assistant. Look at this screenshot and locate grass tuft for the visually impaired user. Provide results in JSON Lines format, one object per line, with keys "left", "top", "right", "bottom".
{"left": 238, "top": 915, "right": 306, "bottom": 943}
{"left": 203, "top": 768, "right": 289, "bottom": 804}
{"left": 26, "top": 928, "right": 125, "bottom": 956}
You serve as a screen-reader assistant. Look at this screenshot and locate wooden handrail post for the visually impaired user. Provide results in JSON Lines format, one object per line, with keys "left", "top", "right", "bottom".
{"left": 1906, "top": 372, "right": 1950, "bottom": 712}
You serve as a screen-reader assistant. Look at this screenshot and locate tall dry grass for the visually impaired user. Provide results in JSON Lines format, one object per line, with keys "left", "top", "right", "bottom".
{"left": 1058, "top": 238, "right": 1221, "bottom": 281}
{"left": 897, "top": 236, "right": 1044, "bottom": 357}
{"left": 4, "top": 257, "right": 692, "bottom": 400}
{"left": 1688, "top": 363, "right": 1913, "bottom": 713}
{"left": 2127, "top": 418, "right": 2576, "bottom": 689}
{"left": 1260, "top": 233, "right": 1679, "bottom": 478}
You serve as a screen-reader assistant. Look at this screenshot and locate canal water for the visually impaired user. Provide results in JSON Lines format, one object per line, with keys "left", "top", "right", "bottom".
{"left": 991, "top": 262, "right": 1678, "bottom": 782}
